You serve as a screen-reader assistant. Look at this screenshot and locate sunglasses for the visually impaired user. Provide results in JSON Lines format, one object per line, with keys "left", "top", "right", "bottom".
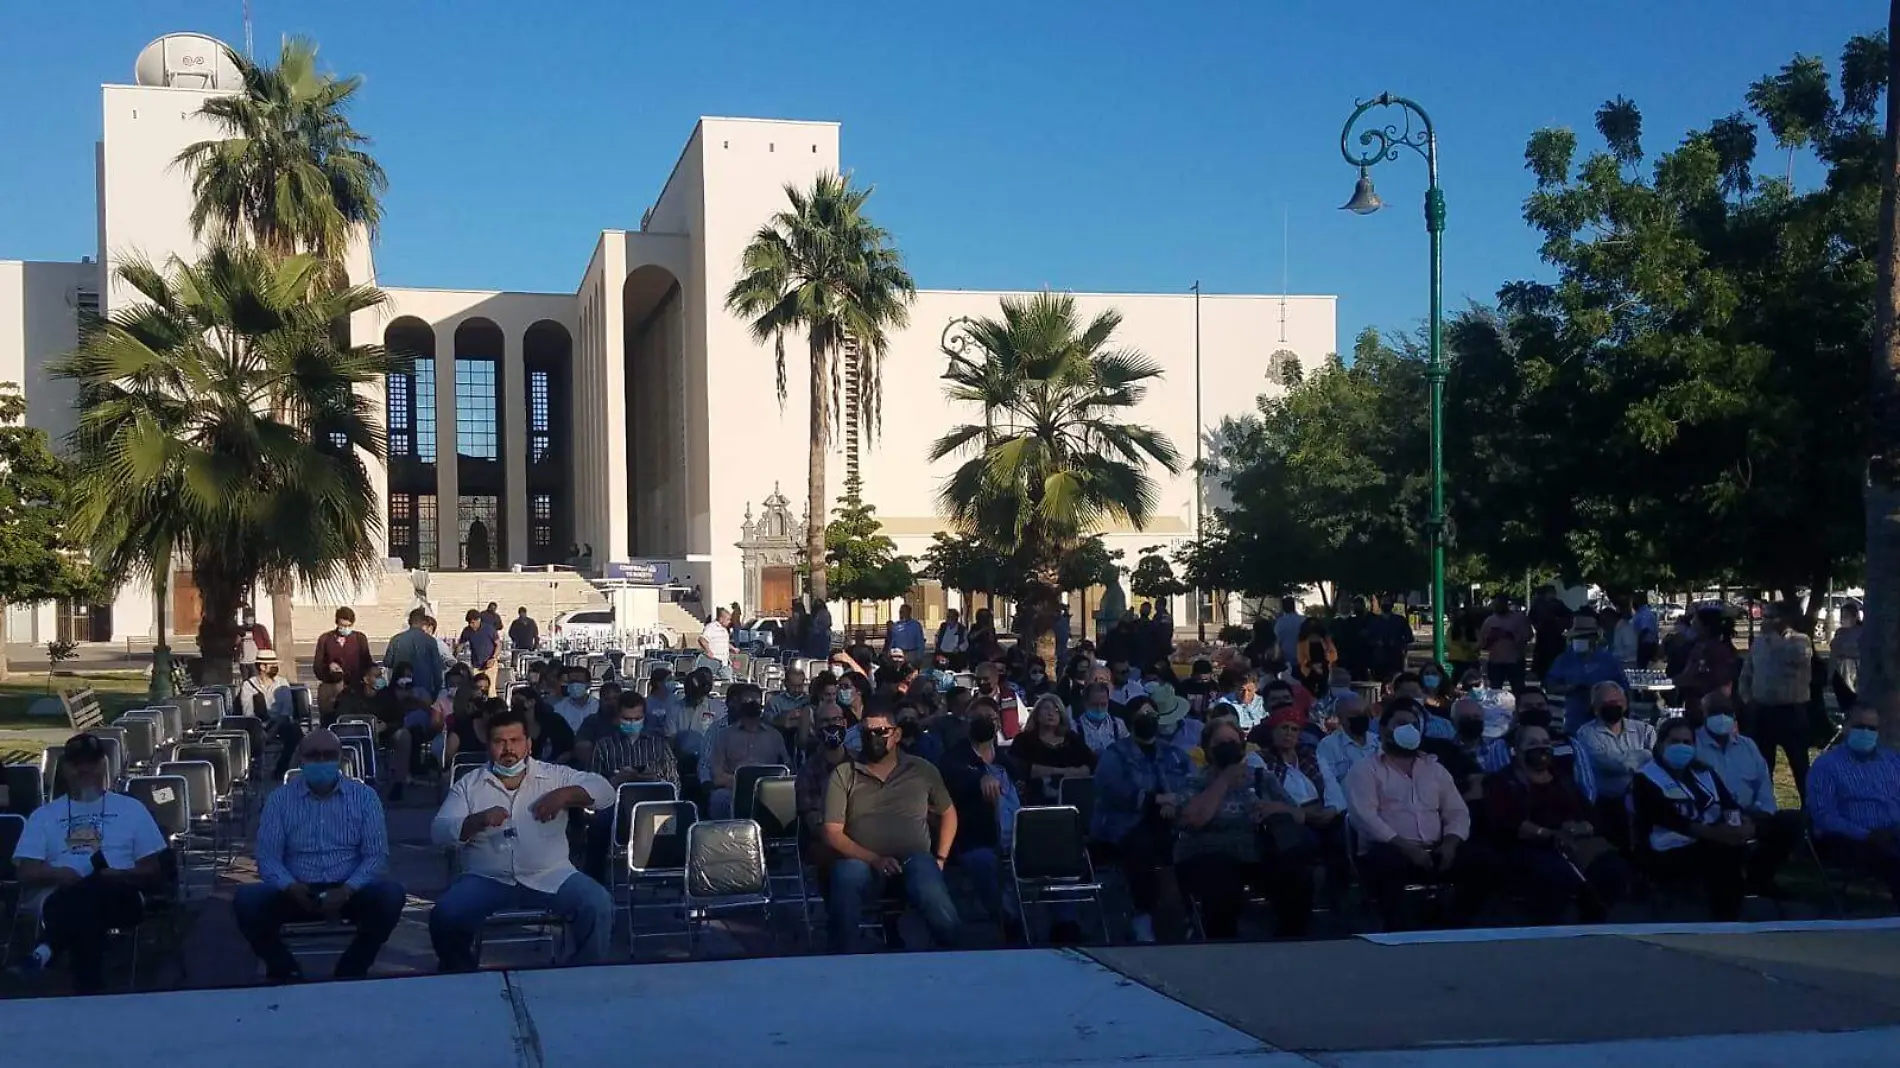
{"left": 864, "top": 726, "right": 898, "bottom": 739}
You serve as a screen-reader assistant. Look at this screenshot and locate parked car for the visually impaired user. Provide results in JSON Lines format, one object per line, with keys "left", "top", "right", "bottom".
{"left": 552, "top": 608, "right": 616, "bottom": 644}
{"left": 735, "top": 617, "right": 786, "bottom": 648}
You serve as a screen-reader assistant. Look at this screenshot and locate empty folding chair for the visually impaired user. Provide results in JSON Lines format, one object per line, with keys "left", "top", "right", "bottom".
{"left": 732, "top": 764, "right": 791, "bottom": 827}
{"left": 1, "top": 764, "right": 43, "bottom": 817}
{"left": 148, "top": 705, "right": 183, "bottom": 746}
{"left": 204, "top": 731, "right": 254, "bottom": 786}
{"left": 40, "top": 745, "right": 66, "bottom": 801}
{"left": 339, "top": 736, "right": 376, "bottom": 783}
{"left": 156, "top": 760, "right": 224, "bottom": 875}
{"left": 750, "top": 775, "right": 811, "bottom": 944}
{"left": 608, "top": 781, "right": 679, "bottom": 889}
{"left": 1011, "top": 805, "right": 1110, "bottom": 946}
{"left": 188, "top": 693, "right": 224, "bottom": 730}
{"left": 121, "top": 774, "right": 192, "bottom": 899}
{"left": 683, "top": 819, "right": 772, "bottom": 957}
{"left": 285, "top": 685, "right": 314, "bottom": 727}
{"left": 1057, "top": 775, "right": 1096, "bottom": 838}
{"left": 115, "top": 715, "right": 160, "bottom": 775}
{"left": 626, "top": 799, "right": 697, "bottom": 957}
{"left": 217, "top": 717, "right": 268, "bottom": 776}
{"left": 173, "top": 743, "right": 234, "bottom": 802}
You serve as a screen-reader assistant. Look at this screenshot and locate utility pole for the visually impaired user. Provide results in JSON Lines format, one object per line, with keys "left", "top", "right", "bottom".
{"left": 1193, "top": 280, "right": 1205, "bottom": 642}
{"left": 243, "top": 0, "right": 255, "bottom": 58}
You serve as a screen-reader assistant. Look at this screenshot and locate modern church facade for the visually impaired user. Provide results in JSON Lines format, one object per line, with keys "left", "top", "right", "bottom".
{"left": 0, "top": 34, "right": 1337, "bottom": 644}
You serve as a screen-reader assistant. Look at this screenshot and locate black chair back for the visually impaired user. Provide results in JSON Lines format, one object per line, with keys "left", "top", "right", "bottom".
{"left": 628, "top": 800, "right": 697, "bottom": 873}
{"left": 156, "top": 761, "right": 217, "bottom": 821}
{"left": 1057, "top": 775, "right": 1096, "bottom": 836}
{"left": 340, "top": 736, "right": 373, "bottom": 781}
{"left": 1, "top": 765, "right": 43, "bottom": 816}
{"left": 339, "top": 744, "right": 362, "bottom": 780}
{"left": 174, "top": 743, "right": 233, "bottom": 796}
{"left": 218, "top": 716, "right": 268, "bottom": 761}
{"left": 116, "top": 716, "right": 159, "bottom": 768}
{"left": 685, "top": 819, "right": 768, "bottom": 899}
{"left": 1013, "top": 806, "right": 1091, "bottom": 881}
{"left": 613, "top": 781, "right": 678, "bottom": 846}
{"left": 149, "top": 704, "right": 183, "bottom": 744}
{"left": 189, "top": 693, "right": 224, "bottom": 728}
{"left": 0, "top": 813, "right": 24, "bottom": 882}
{"left": 41, "top": 745, "right": 66, "bottom": 800}
{"left": 751, "top": 776, "right": 798, "bottom": 841}
{"left": 123, "top": 774, "right": 191, "bottom": 838}
{"left": 733, "top": 764, "right": 791, "bottom": 827}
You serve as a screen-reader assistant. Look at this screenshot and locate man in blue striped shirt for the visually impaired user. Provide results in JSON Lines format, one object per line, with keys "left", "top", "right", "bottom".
{"left": 233, "top": 730, "right": 406, "bottom": 981}
{"left": 1807, "top": 704, "right": 1900, "bottom": 906}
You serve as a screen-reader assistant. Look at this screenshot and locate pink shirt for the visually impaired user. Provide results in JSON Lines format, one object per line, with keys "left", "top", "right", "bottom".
{"left": 1479, "top": 610, "right": 1531, "bottom": 664}
{"left": 1345, "top": 751, "right": 1471, "bottom": 849}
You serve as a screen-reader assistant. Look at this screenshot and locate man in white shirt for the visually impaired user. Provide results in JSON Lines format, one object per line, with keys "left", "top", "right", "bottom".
{"left": 699, "top": 607, "right": 734, "bottom": 680}
{"left": 1316, "top": 691, "right": 1380, "bottom": 785}
{"left": 551, "top": 663, "right": 599, "bottom": 733}
{"left": 429, "top": 708, "right": 616, "bottom": 972}
{"left": 1693, "top": 694, "right": 1797, "bottom": 895}
{"left": 11, "top": 733, "right": 167, "bottom": 994}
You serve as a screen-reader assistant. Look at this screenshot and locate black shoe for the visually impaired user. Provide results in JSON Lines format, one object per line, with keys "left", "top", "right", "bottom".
{"left": 1048, "top": 920, "right": 1085, "bottom": 945}
{"left": 388, "top": 781, "right": 404, "bottom": 803}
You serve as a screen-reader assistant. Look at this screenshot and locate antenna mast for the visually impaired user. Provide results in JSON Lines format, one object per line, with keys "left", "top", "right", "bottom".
{"left": 243, "top": 0, "right": 254, "bottom": 58}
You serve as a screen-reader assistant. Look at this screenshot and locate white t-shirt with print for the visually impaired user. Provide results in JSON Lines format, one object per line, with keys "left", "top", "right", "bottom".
{"left": 15, "top": 792, "right": 167, "bottom": 884}
{"left": 700, "top": 620, "right": 732, "bottom": 664}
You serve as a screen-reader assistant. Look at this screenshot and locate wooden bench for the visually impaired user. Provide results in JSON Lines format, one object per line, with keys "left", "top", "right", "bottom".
{"left": 61, "top": 685, "right": 105, "bottom": 732}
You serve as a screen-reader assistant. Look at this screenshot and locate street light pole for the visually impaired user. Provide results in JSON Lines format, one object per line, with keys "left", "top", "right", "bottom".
{"left": 1193, "top": 280, "right": 1206, "bottom": 642}
{"left": 1339, "top": 92, "right": 1447, "bottom": 667}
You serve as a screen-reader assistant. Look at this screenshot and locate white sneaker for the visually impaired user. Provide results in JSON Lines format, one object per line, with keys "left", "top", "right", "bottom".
{"left": 1130, "top": 913, "right": 1156, "bottom": 943}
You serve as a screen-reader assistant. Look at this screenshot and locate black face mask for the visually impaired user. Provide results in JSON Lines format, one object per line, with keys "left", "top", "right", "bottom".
{"left": 1522, "top": 747, "right": 1553, "bottom": 770}
{"left": 969, "top": 718, "right": 998, "bottom": 744}
{"left": 820, "top": 725, "right": 847, "bottom": 750}
{"left": 1209, "top": 740, "right": 1246, "bottom": 768}
{"left": 735, "top": 702, "right": 763, "bottom": 721}
{"left": 860, "top": 732, "right": 891, "bottom": 761}
{"left": 1456, "top": 719, "right": 1484, "bottom": 741}
{"left": 1599, "top": 704, "right": 1626, "bottom": 724}
{"left": 1346, "top": 714, "right": 1371, "bottom": 735}
{"left": 898, "top": 720, "right": 921, "bottom": 740}
{"left": 1130, "top": 716, "right": 1159, "bottom": 742}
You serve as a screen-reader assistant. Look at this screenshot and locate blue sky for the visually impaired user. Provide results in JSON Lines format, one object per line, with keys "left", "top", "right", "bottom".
{"left": 0, "top": 0, "right": 1882, "bottom": 349}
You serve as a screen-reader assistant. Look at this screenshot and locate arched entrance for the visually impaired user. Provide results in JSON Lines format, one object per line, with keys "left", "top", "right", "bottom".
{"left": 384, "top": 316, "right": 437, "bottom": 568}
{"left": 524, "top": 319, "right": 573, "bottom": 566}
{"left": 454, "top": 318, "right": 505, "bottom": 569}
{"left": 623, "top": 264, "right": 686, "bottom": 560}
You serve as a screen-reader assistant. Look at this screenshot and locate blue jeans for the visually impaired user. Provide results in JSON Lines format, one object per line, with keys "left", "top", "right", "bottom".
{"left": 960, "top": 848, "right": 1077, "bottom": 932}
{"left": 709, "top": 787, "right": 734, "bottom": 819}
{"left": 233, "top": 879, "right": 406, "bottom": 979}
{"left": 429, "top": 871, "right": 612, "bottom": 972}
{"left": 827, "top": 853, "right": 961, "bottom": 953}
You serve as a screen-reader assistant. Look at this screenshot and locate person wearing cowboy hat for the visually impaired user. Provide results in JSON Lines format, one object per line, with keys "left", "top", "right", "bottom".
{"left": 1147, "top": 678, "right": 1201, "bottom": 754}
{"left": 1543, "top": 614, "right": 1631, "bottom": 736}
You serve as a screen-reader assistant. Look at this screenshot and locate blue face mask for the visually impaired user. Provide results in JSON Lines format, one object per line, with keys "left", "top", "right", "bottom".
{"left": 618, "top": 720, "right": 645, "bottom": 736}
{"left": 1704, "top": 713, "right": 1736, "bottom": 738}
{"left": 1082, "top": 707, "right": 1108, "bottom": 723}
{"left": 1847, "top": 727, "right": 1880, "bottom": 755}
{"left": 837, "top": 689, "right": 854, "bottom": 708}
{"left": 491, "top": 758, "right": 528, "bottom": 777}
{"left": 566, "top": 682, "right": 588, "bottom": 699}
{"left": 300, "top": 760, "right": 340, "bottom": 789}
{"left": 373, "top": 676, "right": 388, "bottom": 691}
{"left": 1662, "top": 743, "right": 1696, "bottom": 770}
{"left": 1421, "top": 674, "right": 1442, "bottom": 691}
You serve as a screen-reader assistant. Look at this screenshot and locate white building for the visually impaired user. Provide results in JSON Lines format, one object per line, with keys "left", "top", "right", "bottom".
{"left": 0, "top": 33, "right": 1336, "bottom": 646}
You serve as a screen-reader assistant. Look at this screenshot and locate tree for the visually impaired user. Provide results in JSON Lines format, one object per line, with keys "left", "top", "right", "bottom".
{"left": 919, "top": 531, "right": 1019, "bottom": 610}
{"left": 175, "top": 36, "right": 387, "bottom": 677}
{"left": 725, "top": 172, "right": 916, "bottom": 602}
{"left": 0, "top": 386, "right": 104, "bottom": 681}
{"left": 931, "top": 292, "right": 1181, "bottom": 668}
{"left": 1867, "top": 3, "right": 1900, "bottom": 729}
{"left": 822, "top": 474, "right": 916, "bottom": 625}
{"left": 53, "top": 246, "right": 395, "bottom": 684}
{"left": 176, "top": 37, "right": 386, "bottom": 259}
{"left": 1129, "top": 545, "right": 1186, "bottom": 602}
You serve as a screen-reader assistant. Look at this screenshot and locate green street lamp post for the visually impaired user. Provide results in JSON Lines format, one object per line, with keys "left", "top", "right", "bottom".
{"left": 1339, "top": 92, "right": 1447, "bottom": 667}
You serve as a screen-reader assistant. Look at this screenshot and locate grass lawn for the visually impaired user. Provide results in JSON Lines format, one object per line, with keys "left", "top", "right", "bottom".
{"left": 0, "top": 672, "right": 155, "bottom": 764}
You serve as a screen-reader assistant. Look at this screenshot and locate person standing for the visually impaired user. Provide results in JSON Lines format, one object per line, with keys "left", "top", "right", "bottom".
{"left": 234, "top": 730, "right": 406, "bottom": 981}
{"left": 1528, "top": 585, "right": 1571, "bottom": 683}
{"left": 699, "top": 607, "right": 735, "bottom": 681}
{"left": 886, "top": 603, "right": 926, "bottom": 665}
{"left": 237, "top": 605, "right": 273, "bottom": 681}
{"left": 1273, "top": 598, "right": 1306, "bottom": 667}
{"left": 458, "top": 609, "right": 502, "bottom": 693}
{"left": 934, "top": 608, "right": 968, "bottom": 668}
{"left": 316, "top": 607, "right": 375, "bottom": 688}
{"left": 1478, "top": 595, "right": 1531, "bottom": 693}
{"left": 508, "top": 607, "right": 540, "bottom": 653}
{"left": 1739, "top": 602, "right": 1815, "bottom": 800}
{"left": 10, "top": 734, "right": 166, "bottom": 994}
{"left": 804, "top": 599, "right": 834, "bottom": 659}
{"left": 1631, "top": 595, "right": 1661, "bottom": 668}
{"left": 480, "top": 601, "right": 504, "bottom": 635}
{"left": 385, "top": 608, "right": 445, "bottom": 699}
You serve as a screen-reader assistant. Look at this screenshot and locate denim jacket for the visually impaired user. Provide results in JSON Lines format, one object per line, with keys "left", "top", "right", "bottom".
{"left": 1092, "top": 737, "right": 1194, "bottom": 843}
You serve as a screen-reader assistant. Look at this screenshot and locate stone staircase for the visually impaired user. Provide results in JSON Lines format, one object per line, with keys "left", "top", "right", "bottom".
{"left": 659, "top": 600, "right": 705, "bottom": 647}
{"left": 289, "top": 569, "right": 609, "bottom": 646}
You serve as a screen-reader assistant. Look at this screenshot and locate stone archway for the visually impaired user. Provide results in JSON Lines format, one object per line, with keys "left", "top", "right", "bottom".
{"left": 738, "top": 483, "right": 807, "bottom": 618}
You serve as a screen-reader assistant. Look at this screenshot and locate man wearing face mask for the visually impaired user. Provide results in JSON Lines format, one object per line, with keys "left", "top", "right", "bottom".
{"left": 1481, "top": 692, "right": 1599, "bottom": 804}
{"left": 939, "top": 702, "right": 1046, "bottom": 941}
{"left": 822, "top": 707, "right": 961, "bottom": 952}
{"left": 1093, "top": 698, "right": 1195, "bottom": 942}
{"left": 10, "top": 734, "right": 166, "bottom": 993}
{"left": 1630, "top": 718, "right": 1751, "bottom": 920}
{"left": 1317, "top": 691, "right": 1380, "bottom": 785}
{"left": 1805, "top": 703, "right": 1900, "bottom": 906}
{"left": 1692, "top": 693, "right": 1796, "bottom": 896}
{"left": 235, "top": 730, "right": 406, "bottom": 981}
{"left": 1544, "top": 617, "right": 1631, "bottom": 735}
{"left": 973, "top": 662, "right": 1022, "bottom": 739}
{"left": 581, "top": 692, "right": 678, "bottom": 881}
{"left": 1738, "top": 602, "right": 1815, "bottom": 800}
{"left": 551, "top": 666, "right": 598, "bottom": 734}
{"left": 1574, "top": 681, "right": 1655, "bottom": 847}
{"left": 1482, "top": 722, "right": 1627, "bottom": 924}
{"left": 1421, "top": 696, "right": 1490, "bottom": 804}
{"left": 796, "top": 703, "right": 854, "bottom": 849}
{"left": 709, "top": 686, "right": 790, "bottom": 818}
{"left": 1344, "top": 700, "right": 1494, "bottom": 931}
{"left": 316, "top": 607, "right": 374, "bottom": 688}
{"left": 1075, "top": 681, "right": 1129, "bottom": 754}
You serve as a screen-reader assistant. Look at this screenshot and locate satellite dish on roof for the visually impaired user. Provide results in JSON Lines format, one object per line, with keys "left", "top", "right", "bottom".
{"left": 134, "top": 33, "right": 242, "bottom": 90}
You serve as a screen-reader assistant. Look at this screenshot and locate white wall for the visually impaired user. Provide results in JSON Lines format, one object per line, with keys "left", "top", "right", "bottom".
{"left": 97, "top": 84, "right": 224, "bottom": 316}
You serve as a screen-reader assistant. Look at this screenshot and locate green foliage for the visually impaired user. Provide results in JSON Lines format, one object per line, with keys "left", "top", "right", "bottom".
{"left": 1217, "top": 624, "right": 1253, "bottom": 645}
{"left": 176, "top": 37, "right": 385, "bottom": 258}
{"left": 1056, "top": 536, "right": 1123, "bottom": 592}
{"left": 0, "top": 386, "right": 104, "bottom": 612}
{"left": 823, "top": 493, "right": 915, "bottom": 605}
{"left": 52, "top": 245, "right": 395, "bottom": 670}
{"left": 919, "top": 532, "right": 1019, "bottom": 599}
{"left": 44, "top": 640, "right": 79, "bottom": 681}
{"left": 1129, "top": 545, "right": 1186, "bottom": 600}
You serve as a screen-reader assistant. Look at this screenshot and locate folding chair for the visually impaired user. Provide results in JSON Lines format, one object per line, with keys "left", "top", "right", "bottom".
{"left": 204, "top": 731, "right": 254, "bottom": 786}
{"left": 1011, "top": 806, "right": 1110, "bottom": 946}
{"left": 473, "top": 910, "right": 567, "bottom": 968}
{"left": 340, "top": 736, "right": 376, "bottom": 783}
{"left": 87, "top": 728, "right": 127, "bottom": 785}
{"left": 40, "top": 746, "right": 66, "bottom": 802}
{"left": 115, "top": 714, "right": 161, "bottom": 772}
{"left": 188, "top": 693, "right": 225, "bottom": 729}
{"left": 1, "top": 765, "right": 43, "bottom": 817}
{"left": 122, "top": 774, "right": 191, "bottom": 902}
{"left": 146, "top": 705, "right": 185, "bottom": 746}
{"left": 0, "top": 814, "right": 26, "bottom": 967}
{"left": 450, "top": 752, "right": 486, "bottom": 783}
{"left": 157, "top": 760, "right": 226, "bottom": 877}
{"left": 608, "top": 781, "right": 679, "bottom": 890}
{"left": 750, "top": 775, "right": 811, "bottom": 944}
{"left": 626, "top": 799, "right": 697, "bottom": 957}
{"left": 217, "top": 717, "right": 268, "bottom": 777}
{"left": 732, "top": 764, "right": 791, "bottom": 827}
{"left": 683, "top": 819, "right": 772, "bottom": 957}
{"left": 1057, "top": 775, "right": 1095, "bottom": 837}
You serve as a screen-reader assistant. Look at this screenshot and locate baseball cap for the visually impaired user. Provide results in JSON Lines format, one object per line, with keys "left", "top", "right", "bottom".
{"left": 64, "top": 733, "right": 108, "bottom": 763}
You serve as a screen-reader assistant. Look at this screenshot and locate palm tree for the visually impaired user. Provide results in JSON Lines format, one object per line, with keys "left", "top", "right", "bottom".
{"left": 53, "top": 245, "right": 394, "bottom": 684}
{"left": 931, "top": 292, "right": 1181, "bottom": 667}
{"left": 724, "top": 172, "right": 916, "bottom": 602}
{"left": 174, "top": 35, "right": 386, "bottom": 674}
{"left": 175, "top": 36, "right": 386, "bottom": 259}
